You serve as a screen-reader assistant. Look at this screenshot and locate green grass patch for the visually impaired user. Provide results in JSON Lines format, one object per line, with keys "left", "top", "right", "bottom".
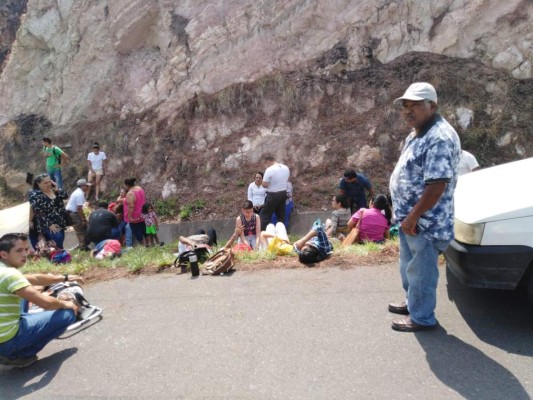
{"left": 22, "top": 243, "right": 177, "bottom": 275}
{"left": 20, "top": 238, "right": 398, "bottom": 275}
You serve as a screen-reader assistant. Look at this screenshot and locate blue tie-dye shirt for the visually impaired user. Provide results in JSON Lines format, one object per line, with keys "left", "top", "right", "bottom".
{"left": 389, "top": 113, "right": 461, "bottom": 241}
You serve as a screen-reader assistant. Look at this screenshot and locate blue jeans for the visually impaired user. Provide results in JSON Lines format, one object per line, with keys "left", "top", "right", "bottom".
{"left": 42, "top": 227, "right": 65, "bottom": 249}
{"left": 47, "top": 169, "right": 64, "bottom": 189}
{"left": 0, "top": 301, "right": 75, "bottom": 359}
{"left": 125, "top": 223, "right": 133, "bottom": 247}
{"left": 399, "top": 229, "right": 450, "bottom": 326}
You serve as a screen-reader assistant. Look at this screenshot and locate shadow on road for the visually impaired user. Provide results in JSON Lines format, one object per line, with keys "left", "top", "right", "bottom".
{"left": 416, "top": 327, "right": 530, "bottom": 400}
{"left": 446, "top": 267, "right": 533, "bottom": 356}
{"left": 0, "top": 347, "right": 77, "bottom": 399}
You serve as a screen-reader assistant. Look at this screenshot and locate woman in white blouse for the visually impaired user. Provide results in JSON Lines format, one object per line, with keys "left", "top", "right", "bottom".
{"left": 247, "top": 172, "right": 267, "bottom": 213}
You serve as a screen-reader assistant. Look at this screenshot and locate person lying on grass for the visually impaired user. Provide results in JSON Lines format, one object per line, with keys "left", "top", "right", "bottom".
{"left": 293, "top": 220, "right": 333, "bottom": 265}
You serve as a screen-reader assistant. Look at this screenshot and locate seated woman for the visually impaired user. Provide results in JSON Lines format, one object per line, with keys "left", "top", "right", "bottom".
{"left": 346, "top": 194, "right": 392, "bottom": 243}
{"left": 325, "top": 194, "right": 351, "bottom": 239}
{"left": 28, "top": 174, "right": 69, "bottom": 249}
{"left": 235, "top": 200, "right": 261, "bottom": 250}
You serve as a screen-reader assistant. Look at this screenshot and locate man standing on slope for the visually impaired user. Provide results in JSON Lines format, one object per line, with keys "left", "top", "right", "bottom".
{"left": 42, "top": 137, "right": 70, "bottom": 189}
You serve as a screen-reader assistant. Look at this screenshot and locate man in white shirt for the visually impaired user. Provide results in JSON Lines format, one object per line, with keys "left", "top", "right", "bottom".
{"left": 66, "top": 179, "right": 91, "bottom": 249}
{"left": 260, "top": 154, "right": 290, "bottom": 230}
{"left": 87, "top": 143, "right": 107, "bottom": 200}
{"left": 458, "top": 150, "right": 480, "bottom": 175}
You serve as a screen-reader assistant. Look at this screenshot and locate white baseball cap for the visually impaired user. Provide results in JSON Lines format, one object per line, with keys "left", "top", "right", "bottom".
{"left": 393, "top": 82, "right": 438, "bottom": 105}
{"left": 77, "top": 178, "right": 92, "bottom": 186}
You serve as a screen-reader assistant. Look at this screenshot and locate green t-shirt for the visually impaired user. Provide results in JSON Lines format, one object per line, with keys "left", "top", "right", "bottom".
{"left": 43, "top": 145, "right": 62, "bottom": 171}
{"left": 0, "top": 261, "right": 30, "bottom": 343}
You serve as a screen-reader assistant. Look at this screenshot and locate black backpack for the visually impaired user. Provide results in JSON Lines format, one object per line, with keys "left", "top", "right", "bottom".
{"left": 53, "top": 146, "right": 62, "bottom": 165}
{"left": 173, "top": 247, "right": 211, "bottom": 271}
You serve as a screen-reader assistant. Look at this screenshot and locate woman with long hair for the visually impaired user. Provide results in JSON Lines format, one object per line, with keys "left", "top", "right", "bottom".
{"left": 28, "top": 173, "right": 69, "bottom": 248}
{"left": 346, "top": 194, "right": 392, "bottom": 243}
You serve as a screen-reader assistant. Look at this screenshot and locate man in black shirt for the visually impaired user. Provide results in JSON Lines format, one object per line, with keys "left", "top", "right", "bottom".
{"left": 86, "top": 202, "right": 119, "bottom": 245}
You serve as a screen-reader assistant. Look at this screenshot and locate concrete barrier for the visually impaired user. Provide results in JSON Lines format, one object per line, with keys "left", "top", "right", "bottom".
{"left": 159, "top": 210, "right": 332, "bottom": 242}
{"left": 65, "top": 211, "right": 332, "bottom": 248}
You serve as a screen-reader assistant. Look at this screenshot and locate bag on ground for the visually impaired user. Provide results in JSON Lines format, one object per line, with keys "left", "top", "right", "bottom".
{"left": 341, "top": 209, "right": 365, "bottom": 247}
{"left": 50, "top": 249, "right": 72, "bottom": 264}
{"left": 202, "top": 248, "right": 235, "bottom": 275}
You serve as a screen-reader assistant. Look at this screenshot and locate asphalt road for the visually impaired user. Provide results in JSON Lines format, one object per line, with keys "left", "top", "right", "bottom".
{"left": 1, "top": 264, "right": 532, "bottom": 399}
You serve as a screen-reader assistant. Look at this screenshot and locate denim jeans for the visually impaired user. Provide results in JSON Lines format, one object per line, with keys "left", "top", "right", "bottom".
{"left": 125, "top": 223, "right": 133, "bottom": 247}
{"left": 399, "top": 229, "right": 450, "bottom": 326}
{"left": 47, "top": 169, "right": 64, "bottom": 189}
{"left": 0, "top": 301, "right": 75, "bottom": 359}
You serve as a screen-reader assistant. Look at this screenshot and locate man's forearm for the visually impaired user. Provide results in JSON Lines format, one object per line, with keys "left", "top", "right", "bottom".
{"left": 26, "top": 273, "right": 81, "bottom": 286}
{"left": 408, "top": 182, "right": 447, "bottom": 220}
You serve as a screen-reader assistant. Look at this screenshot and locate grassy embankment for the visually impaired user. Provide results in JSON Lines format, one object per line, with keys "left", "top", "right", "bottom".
{"left": 21, "top": 238, "right": 399, "bottom": 280}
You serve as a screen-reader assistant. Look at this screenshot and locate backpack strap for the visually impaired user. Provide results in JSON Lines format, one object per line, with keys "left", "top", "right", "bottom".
{"left": 73, "top": 292, "right": 91, "bottom": 308}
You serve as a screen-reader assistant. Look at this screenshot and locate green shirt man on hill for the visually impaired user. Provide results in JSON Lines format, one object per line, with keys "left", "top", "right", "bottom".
{"left": 42, "top": 136, "right": 70, "bottom": 189}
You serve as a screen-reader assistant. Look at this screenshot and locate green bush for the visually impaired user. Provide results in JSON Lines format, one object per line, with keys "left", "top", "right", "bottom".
{"left": 156, "top": 198, "right": 178, "bottom": 217}
{"left": 179, "top": 199, "right": 205, "bottom": 219}
{"left": 179, "top": 203, "right": 193, "bottom": 219}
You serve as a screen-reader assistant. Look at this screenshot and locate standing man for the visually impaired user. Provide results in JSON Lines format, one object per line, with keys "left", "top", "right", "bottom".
{"left": 42, "top": 137, "right": 70, "bottom": 189}
{"left": 65, "top": 179, "right": 91, "bottom": 250}
{"left": 0, "top": 233, "right": 81, "bottom": 369}
{"left": 87, "top": 142, "right": 107, "bottom": 200}
{"left": 260, "top": 154, "right": 290, "bottom": 231}
{"left": 388, "top": 82, "right": 461, "bottom": 332}
{"left": 338, "top": 169, "right": 374, "bottom": 213}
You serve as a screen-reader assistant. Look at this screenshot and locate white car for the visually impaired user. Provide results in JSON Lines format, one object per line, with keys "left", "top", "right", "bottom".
{"left": 445, "top": 157, "right": 533, "bottom": 304}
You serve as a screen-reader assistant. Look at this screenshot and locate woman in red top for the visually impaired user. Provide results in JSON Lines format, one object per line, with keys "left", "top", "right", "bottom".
{"left": 123, "top": 178, "right": 146, "bottom": 246}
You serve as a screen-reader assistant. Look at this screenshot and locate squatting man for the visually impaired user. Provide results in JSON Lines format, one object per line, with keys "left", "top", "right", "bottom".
{"left": 0, "top": 233, "right": 83, "bottom": 369}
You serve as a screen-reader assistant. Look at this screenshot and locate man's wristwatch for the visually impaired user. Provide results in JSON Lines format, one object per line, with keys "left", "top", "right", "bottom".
{"left": 63, "top": 274, "right": 68, "bottom": 282}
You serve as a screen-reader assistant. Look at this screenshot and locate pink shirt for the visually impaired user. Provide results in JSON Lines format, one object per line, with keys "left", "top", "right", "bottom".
{"left": 124, "top": 188, "right": 146, "bottom": 223}
{"left": 350, "top": 207, "right": 389, "bottom": 242}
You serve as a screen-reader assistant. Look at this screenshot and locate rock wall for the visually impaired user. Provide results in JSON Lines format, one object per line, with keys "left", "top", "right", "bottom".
{"left": 0, "top": 0, "right": 532, "bottom": 217}
{"left": 0, "top": 0, "right": 27, "bottom": 72}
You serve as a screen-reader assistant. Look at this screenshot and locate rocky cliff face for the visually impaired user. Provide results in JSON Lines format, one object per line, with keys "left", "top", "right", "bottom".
{"left": 0, "top": 0, "right": 27, "bottom": 72}
{"left": 0, "top": 0, "right": 532, "bottom": 218}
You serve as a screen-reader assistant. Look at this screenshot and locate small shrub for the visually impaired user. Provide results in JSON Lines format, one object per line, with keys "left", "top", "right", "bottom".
{"left": 193, "top": 199, "right": 206, "bottom": 209}
{"left": 156, "top": 198, "right": 178, "bottom": 217}
{"left": 179, "top": 204, "right": 193, "bottom": 219}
